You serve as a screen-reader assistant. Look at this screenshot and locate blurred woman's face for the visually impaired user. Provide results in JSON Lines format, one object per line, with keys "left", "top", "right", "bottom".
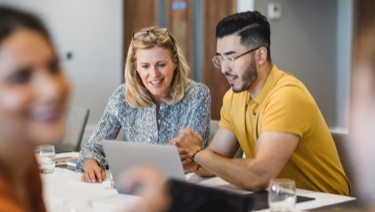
{"left": 0, "top": 29, "right": 71, "bottom": 145}
{"left": 349, "top": 64, "right": 375, "bottom": 198}
{"left": 135, "top": 46, "right": 176, "bottom": 104}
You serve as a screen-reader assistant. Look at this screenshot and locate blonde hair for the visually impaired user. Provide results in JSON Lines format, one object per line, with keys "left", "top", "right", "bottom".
{"left": 124, "top": 26, "right": 190, "bottom": 107}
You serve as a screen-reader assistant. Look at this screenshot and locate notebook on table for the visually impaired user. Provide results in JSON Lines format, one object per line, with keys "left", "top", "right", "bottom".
{"left": 102, "top": 140, "right": 186, "bottom": 193}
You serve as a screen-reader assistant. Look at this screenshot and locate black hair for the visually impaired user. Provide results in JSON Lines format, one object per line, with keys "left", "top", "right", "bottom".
{"left": 216, "top": 11, "right": 272, "bottom": 61}
{"left": 0, "top": 6, "right": 51, "bottom": 46}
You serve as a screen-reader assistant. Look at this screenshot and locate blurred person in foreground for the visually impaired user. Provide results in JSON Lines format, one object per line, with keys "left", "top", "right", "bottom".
{"left": 0, "top": 6, "right": 70, "bottom": 211}
{"left": 348, "top": 24, "right": 375, "bottom": 205}
{"left": 76, "top": 26, "right": 211, "bottom": 183}
{"left": 170, "top": 10, "right": 350, "bottom": 195}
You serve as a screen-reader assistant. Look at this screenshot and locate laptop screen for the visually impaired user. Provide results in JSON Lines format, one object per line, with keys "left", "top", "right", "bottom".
{"left": 102, "top": 140, "right": 186, "bottom": 193}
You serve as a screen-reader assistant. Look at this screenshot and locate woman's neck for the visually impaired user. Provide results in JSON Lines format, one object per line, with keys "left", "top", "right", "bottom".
{"left": 0, "top": 138, "right": 35, "bottom": 182}
{"left": 0, "top": 138, "right": 36, "bottom": 211}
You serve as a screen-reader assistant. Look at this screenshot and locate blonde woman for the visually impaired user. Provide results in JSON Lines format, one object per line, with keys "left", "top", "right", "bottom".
{"left": 0, "top": 6, "right": 71, "bottom": 211}
{"left": 77, "top": 26, "right": 211, "bottom": 183}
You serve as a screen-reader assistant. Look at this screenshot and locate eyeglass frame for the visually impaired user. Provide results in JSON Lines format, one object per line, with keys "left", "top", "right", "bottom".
{"left": 132, "top": 28, "right": 169, "bottom": 40}
{"left": 212, "top": 46, "right": 262, "bottom": 69}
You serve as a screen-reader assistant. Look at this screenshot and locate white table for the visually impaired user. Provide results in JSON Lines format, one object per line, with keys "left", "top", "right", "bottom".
{"left": 42, "top": 152, "right": 143, "bottom": 211}
{"left": 42, "top": 153, "right": 355, "bottom": 211}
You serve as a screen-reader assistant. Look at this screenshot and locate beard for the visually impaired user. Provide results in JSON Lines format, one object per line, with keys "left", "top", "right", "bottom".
{"left": 231, "top": 55, "right": 258, "bottom": 93}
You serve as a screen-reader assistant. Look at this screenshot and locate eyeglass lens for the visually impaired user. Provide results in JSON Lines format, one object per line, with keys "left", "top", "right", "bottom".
{"left": 212, "top": 46, "right": 261, "bottom": 69}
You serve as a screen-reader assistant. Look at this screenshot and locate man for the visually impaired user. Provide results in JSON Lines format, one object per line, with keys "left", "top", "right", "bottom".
{"left": 170, "top": 11, "right": 350, "bottom": 195}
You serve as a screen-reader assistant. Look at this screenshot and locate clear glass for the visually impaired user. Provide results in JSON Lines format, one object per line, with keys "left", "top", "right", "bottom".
{"left": 212, "top": 56, "right": 235, "bottom": 69}
{"left": 35, "top": 144, "right": 56, "bottom": 174}
{"left": 106, "top": 169, "right": 115, "bottom": 189}
{"left": 268, "top": 178, "right": 296, "bottom": 212}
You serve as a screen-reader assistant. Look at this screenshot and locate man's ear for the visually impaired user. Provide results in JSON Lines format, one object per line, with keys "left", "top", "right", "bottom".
{"left": 257, "top": 47, "right": 268, "bottom": 65}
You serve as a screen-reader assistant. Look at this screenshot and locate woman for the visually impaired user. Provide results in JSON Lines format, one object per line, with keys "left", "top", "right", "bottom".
{"left": 0, "top": 6, "right": 71, "bottom": 211}
{"left": 77, "top": 26, "right": 211, "bottom": 183}
{"left": 349, "top": 23, "right": 375, "bottom": 201}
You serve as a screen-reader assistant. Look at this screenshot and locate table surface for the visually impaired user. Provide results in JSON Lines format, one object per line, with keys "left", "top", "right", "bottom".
{"left": 42, "top": 152, "right": 355, "bottom": 212}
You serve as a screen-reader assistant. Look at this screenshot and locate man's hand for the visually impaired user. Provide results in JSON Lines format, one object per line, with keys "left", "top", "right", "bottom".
{"left": 169, "top": 127, "right": 203, "bottom": 171}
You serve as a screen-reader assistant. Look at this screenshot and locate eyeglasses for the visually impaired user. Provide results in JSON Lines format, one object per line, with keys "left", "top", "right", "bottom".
{"left": 132, "top": 28, "right": 169, "bottom": 40}
{"left": 212, "top": 46, "right": 262, "bottom": 69}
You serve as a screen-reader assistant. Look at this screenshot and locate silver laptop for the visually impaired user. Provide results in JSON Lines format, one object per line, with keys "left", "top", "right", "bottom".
{"left": 102, "top": 140, "right": 186, "bottom": 193}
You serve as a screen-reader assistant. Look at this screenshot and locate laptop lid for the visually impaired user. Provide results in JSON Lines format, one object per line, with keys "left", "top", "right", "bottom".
{"left": 102, "top": 140, "right": 186, "bottom": 193}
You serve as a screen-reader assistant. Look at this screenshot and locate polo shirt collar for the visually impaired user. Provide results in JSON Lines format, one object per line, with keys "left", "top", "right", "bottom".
{"left": 252, "top": 65, "right": 282, "bottom": 104}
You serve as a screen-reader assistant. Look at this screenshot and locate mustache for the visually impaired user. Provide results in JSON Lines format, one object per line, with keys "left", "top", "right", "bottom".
{"left": 224, "top": 73, "right": 236, "bottom": 77}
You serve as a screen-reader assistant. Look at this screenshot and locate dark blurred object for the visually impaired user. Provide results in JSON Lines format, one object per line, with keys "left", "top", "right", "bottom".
{"left": 166, "top": 179, "right": 254, "bottom": 212}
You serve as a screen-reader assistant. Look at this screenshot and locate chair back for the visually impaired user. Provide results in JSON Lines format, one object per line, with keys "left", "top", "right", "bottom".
{"left": 55, "top": 107, "right": 89, "bottom": 152}
{"left": 331, "top": 132, "right": 356, "bottom": 196}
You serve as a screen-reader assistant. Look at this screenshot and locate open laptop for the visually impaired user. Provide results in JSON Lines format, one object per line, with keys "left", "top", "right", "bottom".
{"left": 102, "top": 140, "right": 186, "bottom": 193}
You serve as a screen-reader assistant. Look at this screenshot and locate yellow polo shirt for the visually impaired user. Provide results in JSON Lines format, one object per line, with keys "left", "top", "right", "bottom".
{"left": 220, "top": 65, "right": 350, "bottom": 195}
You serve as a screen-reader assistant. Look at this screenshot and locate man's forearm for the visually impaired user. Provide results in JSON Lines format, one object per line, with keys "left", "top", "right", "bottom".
{"left": 194, "top": 150, "right": 270, "bottom": 191}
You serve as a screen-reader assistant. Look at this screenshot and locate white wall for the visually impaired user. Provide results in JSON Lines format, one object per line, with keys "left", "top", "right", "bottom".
{"left": 0, "top": 0, "right": 123, "bottom": 125}
{"left": 237, "top": 0, "right": 254, "bottom": 12}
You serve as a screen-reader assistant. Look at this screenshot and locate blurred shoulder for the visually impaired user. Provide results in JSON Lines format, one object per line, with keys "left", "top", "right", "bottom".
{"left": 186, "top": 80, "right": 210, "bottom": 96}
{"left": 108, "top": 84, "right": 126, "bottom": 101}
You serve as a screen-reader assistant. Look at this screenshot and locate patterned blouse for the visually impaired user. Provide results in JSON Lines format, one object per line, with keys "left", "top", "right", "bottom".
{"left": 76, "top": 80, "right": 211, "bottom": 171}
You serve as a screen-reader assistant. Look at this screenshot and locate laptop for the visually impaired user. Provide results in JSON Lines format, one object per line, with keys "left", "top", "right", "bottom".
{"left": 102, "top": 140, "right": 186, "bottom": 193}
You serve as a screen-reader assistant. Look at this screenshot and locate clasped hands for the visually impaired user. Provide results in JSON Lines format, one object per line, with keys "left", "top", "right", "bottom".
{"left": 169, "top": 127, "right": 203, "bottom": 172}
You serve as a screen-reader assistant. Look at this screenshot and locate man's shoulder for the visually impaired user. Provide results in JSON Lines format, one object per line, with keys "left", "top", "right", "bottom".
{"left": 265, "top": 69, "right": 308, "bottom": 99}
{"left": 272, "top": 68, "right": 305, "bottom": 88}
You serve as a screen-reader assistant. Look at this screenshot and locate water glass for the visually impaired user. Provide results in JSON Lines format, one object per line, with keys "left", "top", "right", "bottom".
{"left": 268, "top": 178, "right": 296, "bottom": 212}
{"left": 35, "top": 144, "right": 56, "bottom": 174}
{"left": 106, "top": 169, "right": 115, "bottom": 188}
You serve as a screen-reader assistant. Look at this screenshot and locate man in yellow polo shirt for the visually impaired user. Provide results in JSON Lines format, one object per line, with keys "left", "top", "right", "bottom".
{"left": 170, "top": 10, "right": 350, "bottom": 195}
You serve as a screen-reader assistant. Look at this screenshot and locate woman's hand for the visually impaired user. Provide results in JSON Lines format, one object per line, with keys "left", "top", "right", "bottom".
{"left": 81, "top": 159, "right": 106, "bottom": 183}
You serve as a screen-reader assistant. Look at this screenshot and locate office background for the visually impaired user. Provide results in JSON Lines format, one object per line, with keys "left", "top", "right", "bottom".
{"left": 0, "top": 0, "right": 352, "bottom": 134}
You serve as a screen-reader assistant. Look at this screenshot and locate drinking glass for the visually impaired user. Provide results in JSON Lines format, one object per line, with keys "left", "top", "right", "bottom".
{"left": 268, "top": 178, "right": 296, "bottom": 212}
{"left": 35, "top": 144, "right": 56, "bottom": 174}
{"left": 106, "top": 169, "right": 115, "bottom": 188}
